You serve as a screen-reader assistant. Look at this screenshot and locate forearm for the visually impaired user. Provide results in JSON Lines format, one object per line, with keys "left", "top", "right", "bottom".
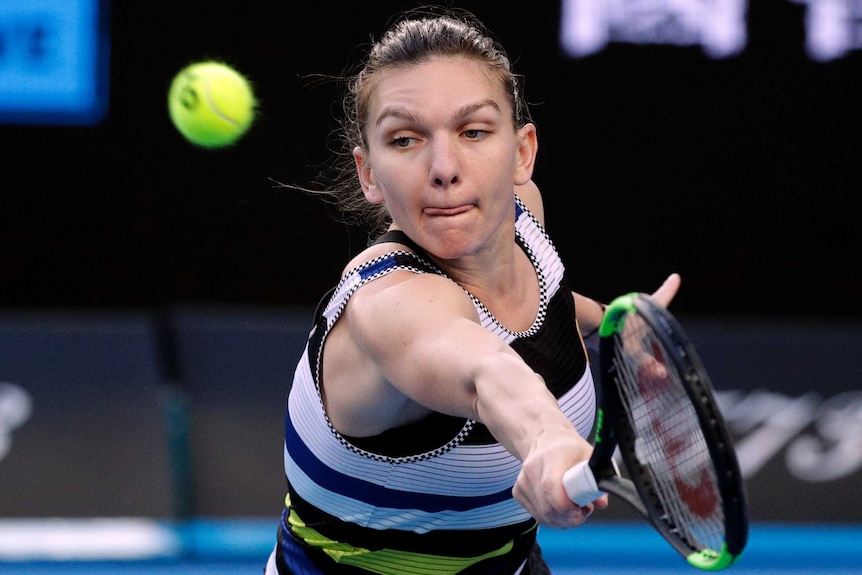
{"left": 471, "top": 351, "right": 583, "bottom": 462}
{"left": 573, "top": 292, "right": 606, "bottom": 338}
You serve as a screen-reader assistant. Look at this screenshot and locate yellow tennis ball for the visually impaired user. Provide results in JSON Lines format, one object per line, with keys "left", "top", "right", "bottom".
{"left": 168, "top": 61, "right": 257, "bottom": 148}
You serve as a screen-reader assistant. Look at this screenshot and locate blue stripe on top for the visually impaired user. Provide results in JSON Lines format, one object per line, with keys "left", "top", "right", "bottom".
{"left": 284, "top": 415, "right": 512, "bottom": 513}
{"left": 357, "top": 253, "right": 402, "bottom": 281}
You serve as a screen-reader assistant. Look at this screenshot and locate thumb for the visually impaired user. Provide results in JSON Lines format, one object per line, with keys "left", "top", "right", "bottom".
{"left": 650, "top": 273, "right": 681, "bottom": 307}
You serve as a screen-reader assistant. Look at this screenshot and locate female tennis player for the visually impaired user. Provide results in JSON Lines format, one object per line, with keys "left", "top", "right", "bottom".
{"left": 266, "top": 6, "right": 680, "bottom": 574}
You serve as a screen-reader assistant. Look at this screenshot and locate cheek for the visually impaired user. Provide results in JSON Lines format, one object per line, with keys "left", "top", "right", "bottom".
{"left": 362, "top": 147, "right": 429, "bottom": 212}
{"left": 375, "top": 181, "right": 415, "bottom": 220}
{"left": 369, "top": 160, "right": 415, "bottom": 197}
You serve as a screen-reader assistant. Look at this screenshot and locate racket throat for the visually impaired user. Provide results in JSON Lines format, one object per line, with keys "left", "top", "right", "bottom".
{"left": 602, "top": 478, "right": 647, "bottom": 516}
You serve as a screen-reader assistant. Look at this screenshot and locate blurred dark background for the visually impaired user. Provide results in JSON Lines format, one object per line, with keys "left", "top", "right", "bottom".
{"left": 2, "top": 0, "right": 859, "bottom": 316}
{"left": 2, "top": 1, "right": 861, "bottom": 528}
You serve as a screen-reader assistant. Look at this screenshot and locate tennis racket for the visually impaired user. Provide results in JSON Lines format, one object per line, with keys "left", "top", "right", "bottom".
{"left": 563, "top": 292, "right": 748, "bottom": 570}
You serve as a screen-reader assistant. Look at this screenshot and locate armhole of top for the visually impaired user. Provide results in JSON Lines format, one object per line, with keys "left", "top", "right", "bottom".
{"left": 312, "top": 285, "right": 337, "bottom": 321}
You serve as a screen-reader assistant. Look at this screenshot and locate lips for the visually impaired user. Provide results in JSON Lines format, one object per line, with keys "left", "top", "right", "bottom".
{"left": 424, "top": 204, "right": 473, "bottom": 216}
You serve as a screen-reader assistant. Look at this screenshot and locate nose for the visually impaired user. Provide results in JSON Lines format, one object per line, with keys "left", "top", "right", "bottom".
{"left": 428, "top": 137, "right": 459, "bottom": 188}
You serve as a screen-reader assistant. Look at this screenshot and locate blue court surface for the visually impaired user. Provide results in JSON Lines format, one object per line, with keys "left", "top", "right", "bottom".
{"left": 0, "top": 520, "right": 858, "bottom": 574}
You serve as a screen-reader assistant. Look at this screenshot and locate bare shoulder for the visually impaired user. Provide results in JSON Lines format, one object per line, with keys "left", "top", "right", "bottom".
{"left": 515, "top": 180, "right": 545, "bottom": 225}
{"left": 340, "top": 239, "right": 474, "bottom": 319}
{"left": 351, "top": 261, "right": 474, "bottom": 321}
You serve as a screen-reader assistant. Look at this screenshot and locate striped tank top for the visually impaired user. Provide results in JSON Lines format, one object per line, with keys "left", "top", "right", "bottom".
{"left": 276, "top": 195, "right": 597, "bottom": 575}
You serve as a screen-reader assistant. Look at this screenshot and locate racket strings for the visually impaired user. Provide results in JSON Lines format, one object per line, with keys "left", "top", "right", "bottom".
{"left": 613, "top": 320, "right": 725, "bottom": 554}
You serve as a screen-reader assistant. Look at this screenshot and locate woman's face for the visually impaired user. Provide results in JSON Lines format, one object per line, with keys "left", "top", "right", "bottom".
{"left": 353, "top": 57, "right": 537, "bottom": 260}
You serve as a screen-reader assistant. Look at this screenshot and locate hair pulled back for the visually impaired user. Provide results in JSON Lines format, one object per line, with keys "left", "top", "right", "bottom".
{"left": 307, "top": 6, "right": 530, "bottom": 238}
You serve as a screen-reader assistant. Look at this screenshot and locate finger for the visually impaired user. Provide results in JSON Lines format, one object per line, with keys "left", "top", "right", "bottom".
{"left": 650, "top": 273, "right": 681, "bottom": 307}
{"left": 568, "top": 504, "right": 593, "bottom": 526}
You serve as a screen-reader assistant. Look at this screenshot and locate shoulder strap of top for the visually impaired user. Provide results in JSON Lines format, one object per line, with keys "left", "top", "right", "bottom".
{"left": 312, "top": 231, "right": 438, "bottom": 326}
{"left": 372, "top": 230, "right": 430, "bottom": 261}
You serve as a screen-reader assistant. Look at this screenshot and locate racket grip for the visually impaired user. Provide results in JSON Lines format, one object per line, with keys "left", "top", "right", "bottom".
{"left": 562, "top": 461, "right": 605, "bottom": 506}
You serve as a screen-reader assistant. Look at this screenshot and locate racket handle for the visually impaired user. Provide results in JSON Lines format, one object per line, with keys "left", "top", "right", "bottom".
{"left": 563, "top": 461, "right": 605, "bottom": 506}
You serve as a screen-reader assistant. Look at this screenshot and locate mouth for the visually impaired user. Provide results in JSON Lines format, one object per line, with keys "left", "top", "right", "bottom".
{"left": 423, "top": 204, "right": 474, "bottom": 217}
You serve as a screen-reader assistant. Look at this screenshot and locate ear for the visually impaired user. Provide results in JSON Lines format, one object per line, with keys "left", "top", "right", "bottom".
{"left": 513, "top": 123, "right": 538, "bottom": 186}
{"left": 353, "top": 146, "right": 385, "bottom": 204}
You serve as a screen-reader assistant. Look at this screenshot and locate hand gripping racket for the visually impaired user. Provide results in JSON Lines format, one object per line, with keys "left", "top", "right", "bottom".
{"left": 563, "top": 293, "right": 749, "bottom": 570}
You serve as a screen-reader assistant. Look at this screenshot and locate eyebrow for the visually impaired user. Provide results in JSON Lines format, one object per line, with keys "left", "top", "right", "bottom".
{"left": 374, "top": 98, "right": 502, "bottom": 127}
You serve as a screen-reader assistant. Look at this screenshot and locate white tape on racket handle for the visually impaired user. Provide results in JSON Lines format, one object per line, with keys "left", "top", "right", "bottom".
{"left": 562, "top": 460, "right": 605, "bottom": 506}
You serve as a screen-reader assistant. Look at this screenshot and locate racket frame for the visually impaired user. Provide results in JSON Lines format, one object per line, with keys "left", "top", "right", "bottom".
{"left": 594, "top": 293, "right": 748, "bottom": 570}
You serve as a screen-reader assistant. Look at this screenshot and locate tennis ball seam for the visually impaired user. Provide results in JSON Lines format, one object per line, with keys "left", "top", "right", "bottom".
{"left": 203, "top": 75, "right": 243, "bottom": 127}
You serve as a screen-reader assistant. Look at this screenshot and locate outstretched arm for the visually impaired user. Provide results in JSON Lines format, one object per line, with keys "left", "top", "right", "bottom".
{"left": 336, "top": 270, "right": 600, "bottom": 528}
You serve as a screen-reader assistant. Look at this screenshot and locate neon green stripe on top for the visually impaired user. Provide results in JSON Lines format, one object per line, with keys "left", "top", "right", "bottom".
{"left": 287, "top": 506, "right": 520, "bottom": 575}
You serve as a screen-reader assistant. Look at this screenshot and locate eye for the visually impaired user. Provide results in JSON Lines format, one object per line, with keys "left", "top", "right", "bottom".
{"left": 463, "top": 129, "right": 488, "bottom": 140}
{"left": 391, "top": 136, "right": 415, "bottom": 148}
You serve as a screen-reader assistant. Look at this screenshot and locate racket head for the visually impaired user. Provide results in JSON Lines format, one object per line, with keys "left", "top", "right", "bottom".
{"left": 599, "top": 293, "right": 748, "bottom": 570}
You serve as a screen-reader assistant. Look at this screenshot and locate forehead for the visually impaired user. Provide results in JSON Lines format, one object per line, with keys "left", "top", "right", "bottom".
{"left": 366, "top": 57, "right": 509, "bottom": 118}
